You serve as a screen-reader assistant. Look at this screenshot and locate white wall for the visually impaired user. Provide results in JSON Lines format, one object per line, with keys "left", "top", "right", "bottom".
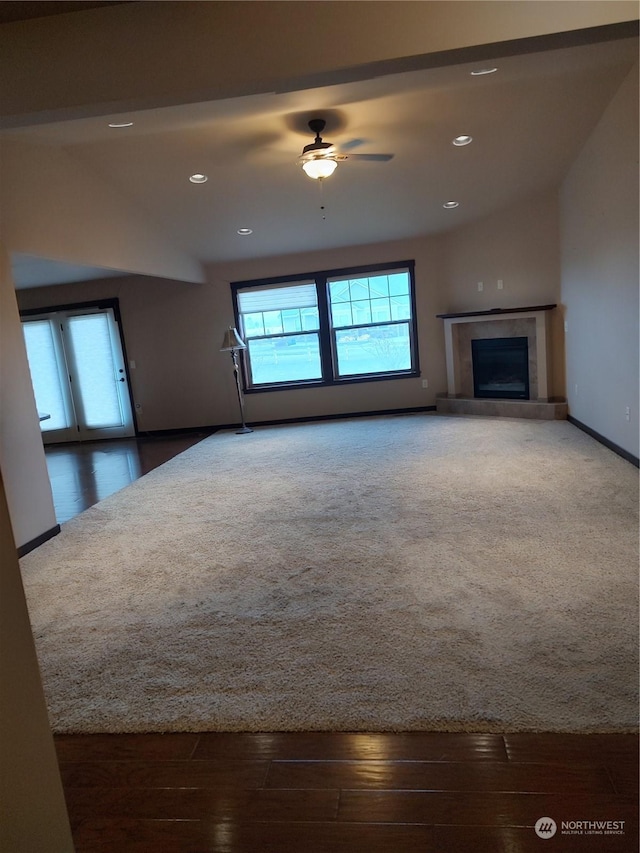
{"left": 560, "top": 64, "right": 639, "bottom": 456}
{"left": 17, "top": 188, "right": 569, "bottom": 431}
{"left": 18, "top": 234, "right": 446, "bottom": 430}
{"left": 0, "top": 244, "right": 57, "bottom": 549}
{"left": 208, "top": 237, "right": 447, "bottom": 423}
{"left": 441, "top": 190, "right": 560, "bottom": 313}
{"left": 441, "top": 190, "right": 565, "bottom": 398}
{"left": 0, "top": 139, "right": 203, "bottom": 284}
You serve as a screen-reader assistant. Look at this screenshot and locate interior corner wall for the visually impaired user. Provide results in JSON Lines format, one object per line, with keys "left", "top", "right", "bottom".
{"left": 560, "top": 64, "right": 639, "bottom": 457}
{"left": 0, "top": 244, "right": 57, "bottom": 548}
{"left": 440, "top": 190, "right": 565, "bottom": 399}
{"left": 0, "top": 472, "right": 74, "bottom": 853}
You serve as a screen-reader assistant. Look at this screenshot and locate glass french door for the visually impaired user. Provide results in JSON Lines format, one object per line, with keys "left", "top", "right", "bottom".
{"left": 22, "top": 306, "right": 135, "bottom": 443}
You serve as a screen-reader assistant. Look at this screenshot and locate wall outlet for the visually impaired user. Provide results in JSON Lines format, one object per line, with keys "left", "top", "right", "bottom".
{"left": 129, "top": 359, "right": 136, "bottom": 369}
{"left": 422, "top": 379, "right": 429, "bottom": 389}
{"left": 135, "top": 402, "right": 143, "bottom": 412}
{"left": 477, "top": 281, "right": 483, "bottom": 292}
{"left": 497, "top": 279, "right": 503, "bottom": 290}
{"left": 564, "top": 321, "right": 569, "bottom": 333}
{"left": 574, "top": 383, "right": 578, "bottom": 396}
{"left": 625, "top": 406, "right": 631, "bottom": 422}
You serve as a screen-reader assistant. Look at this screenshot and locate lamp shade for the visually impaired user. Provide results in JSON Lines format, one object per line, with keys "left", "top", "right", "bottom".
{"left": 220, "top": 327, "right": 247, "bottom": 351}
{"left": 301, "top": 157, "right": 338, "bottom": 180}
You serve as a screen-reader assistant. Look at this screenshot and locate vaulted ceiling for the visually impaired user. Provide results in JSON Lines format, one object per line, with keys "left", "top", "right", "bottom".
{"left": 1, "top": 3, "right": 637, "bottom": 287}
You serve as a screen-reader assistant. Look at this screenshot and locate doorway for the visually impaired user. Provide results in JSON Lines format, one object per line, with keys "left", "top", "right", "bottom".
{"left": 21, "top": 301, "right": 136, "bottom": 443}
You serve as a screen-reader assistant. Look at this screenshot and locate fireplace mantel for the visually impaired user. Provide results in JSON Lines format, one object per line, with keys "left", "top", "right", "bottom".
{"left": 436, "top": 304, "right": 556, "bottom": 320}
{"left": 438, "top": 304, "right": 557, "bottom": 403}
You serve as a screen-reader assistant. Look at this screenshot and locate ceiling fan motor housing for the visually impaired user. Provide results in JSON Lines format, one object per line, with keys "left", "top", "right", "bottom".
{"left": 301, "top": 119, "right": 334, "bottom": 158}
{"left": 298, "top": 116, "right": 392, "bottom": 169}
{"left": 302, "top": 140, "right": 333, "bottom": 157}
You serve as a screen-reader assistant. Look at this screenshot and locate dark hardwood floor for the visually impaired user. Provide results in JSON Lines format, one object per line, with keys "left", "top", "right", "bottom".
{"left": 45, "top": 434, "right": 639, "bottom": 852}
{"left": 44, "top": 432, "right": 211, "bottom": 524}
{"left": 56, "top": 731, "right": 638, "bottom": 852}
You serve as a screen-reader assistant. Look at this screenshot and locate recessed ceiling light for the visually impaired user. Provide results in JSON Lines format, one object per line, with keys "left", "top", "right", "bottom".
{"left": 108, "top": 121, "right": 134, "bottom": 128}
{"left": 443, "top": 201, "right": 459, "bottom": 209}
{"left": 470, "top": 67, "right": 498, "bottom": 76}
{"left": 237, "top": 228, "right": 253, "bottom": 235}
{"left": 189, "top": 174, "right": 208, "bottom": 184}
{"left": 452, "top": 135, "right": 473, "bottom": 147}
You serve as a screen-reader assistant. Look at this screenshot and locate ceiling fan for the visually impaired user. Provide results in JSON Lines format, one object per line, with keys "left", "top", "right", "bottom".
{"left": 298, "top": 118, "right": 394, "bottom": 180}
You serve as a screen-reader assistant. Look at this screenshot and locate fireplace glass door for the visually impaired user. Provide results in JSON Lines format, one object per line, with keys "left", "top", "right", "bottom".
{"left": 471, "top": 336, "right": 530, "bottom": 400}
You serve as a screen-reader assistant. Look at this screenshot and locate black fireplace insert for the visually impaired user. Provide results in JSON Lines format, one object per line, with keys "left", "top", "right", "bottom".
{"left": 471, "top": 336, "right": 530, "bottom": 400}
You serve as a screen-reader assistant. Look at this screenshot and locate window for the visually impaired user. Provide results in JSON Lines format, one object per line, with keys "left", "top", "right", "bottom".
{"left": 328, "top": 270, "right": 413, "bottom": 379}
{"left": 236, "top": 282, "right": 322, "bottom": 385}
{"left": 232, "top": 261, "right": 419, "bottom": 390}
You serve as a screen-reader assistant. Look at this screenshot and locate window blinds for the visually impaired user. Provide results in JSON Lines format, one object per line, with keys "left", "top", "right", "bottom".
{"left": 237, "top": 282, "right": 317, "bottom": 313}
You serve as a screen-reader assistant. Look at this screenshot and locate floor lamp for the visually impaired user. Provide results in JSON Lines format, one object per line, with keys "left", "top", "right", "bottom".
{"left": 220, "top": 327, "right": 253, "bottom": 434}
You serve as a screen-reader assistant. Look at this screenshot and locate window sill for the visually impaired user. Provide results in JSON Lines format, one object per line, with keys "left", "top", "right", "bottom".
{"left": 245, "top": 370, "right": 419, "bottom": 394}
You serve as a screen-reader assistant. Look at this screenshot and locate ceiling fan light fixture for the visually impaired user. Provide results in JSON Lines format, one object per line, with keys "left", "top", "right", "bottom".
{"left": 301, "top": 157, "right": 338, "bottom": 180}
{"left": 453, "top": 135, "right": 473, "bottom": 146}
{"left": 470, "top": 67, "right": 498, "bottom": 76}
{"left": 189, "top": 173, "right": 208, "bottom": 184}
{"left": 443, "top": 200, "right": 459, "bottom": 209}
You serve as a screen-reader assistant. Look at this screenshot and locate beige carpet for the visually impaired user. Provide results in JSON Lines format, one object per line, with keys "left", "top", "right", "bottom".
{"left": 20, "top": 414, "right": 639, "bottom": 734}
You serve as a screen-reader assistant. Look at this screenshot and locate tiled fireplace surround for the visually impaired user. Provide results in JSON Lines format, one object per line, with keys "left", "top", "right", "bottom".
{"left": 436, "top": 305, "right": 568, "bottom": 420}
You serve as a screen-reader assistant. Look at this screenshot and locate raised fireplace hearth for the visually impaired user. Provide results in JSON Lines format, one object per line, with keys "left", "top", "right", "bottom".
{"left": 435, "top": 305, "right": 567, "bottom": 420}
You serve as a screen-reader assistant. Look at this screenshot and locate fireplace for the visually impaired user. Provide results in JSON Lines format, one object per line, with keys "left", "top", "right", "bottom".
{"left": 472, "top": 336, "right": 529, "bottom": 400}
{"left": 435, "top": 304, "right": 567, "bottom": 420}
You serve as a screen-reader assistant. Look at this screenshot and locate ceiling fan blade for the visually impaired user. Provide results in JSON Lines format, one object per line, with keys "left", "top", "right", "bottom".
{"left": 340, "top": 138, "right": 366, "bottom": 152}
{"left": 345, "top": 153, "right": 394, "bottom": 162}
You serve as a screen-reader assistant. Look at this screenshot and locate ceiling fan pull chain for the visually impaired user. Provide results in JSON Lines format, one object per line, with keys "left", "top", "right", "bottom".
{"left": 318, "top": 179, "right": 326, "bottom": 220}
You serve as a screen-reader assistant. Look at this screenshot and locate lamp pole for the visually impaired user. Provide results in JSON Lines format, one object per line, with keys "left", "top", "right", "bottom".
{"left": 220, "top": 326, "right": 253, "bottom": 435}
{"left": 229, "top": 347, "right": 253, "bottom": 434}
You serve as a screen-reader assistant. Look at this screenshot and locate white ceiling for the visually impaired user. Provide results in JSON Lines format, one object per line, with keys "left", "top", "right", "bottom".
{"left": 5, "top": 30, "right": 638, "bottom": 288}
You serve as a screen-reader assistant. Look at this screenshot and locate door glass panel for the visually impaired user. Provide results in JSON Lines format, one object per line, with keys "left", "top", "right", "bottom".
{"left": 22, "top": 320, "right": 70, "bottom": 431}
{"left": 66, "top": 314, "right": 123, "bottom": 428}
